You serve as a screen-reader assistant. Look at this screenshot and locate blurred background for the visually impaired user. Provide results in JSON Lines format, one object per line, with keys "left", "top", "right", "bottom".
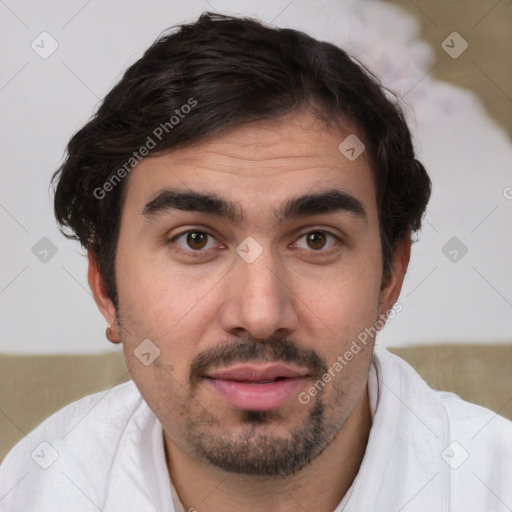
{"left": 1, "top": 0, "right": 511, "bottom": 354}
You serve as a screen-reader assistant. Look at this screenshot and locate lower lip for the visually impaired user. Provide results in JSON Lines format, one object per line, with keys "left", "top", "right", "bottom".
{"left": 207, "top": 377, "right": 306, "bottom": 411}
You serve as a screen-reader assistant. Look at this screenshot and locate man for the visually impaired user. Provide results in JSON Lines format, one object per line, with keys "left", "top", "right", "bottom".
{"left": 1, "top": 12, "right": 510, "bottom": 512}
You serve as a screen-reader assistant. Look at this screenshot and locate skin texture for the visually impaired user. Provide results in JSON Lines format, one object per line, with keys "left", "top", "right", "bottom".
{"left": 88, "top": 111, "right": 410, "bottom": 512}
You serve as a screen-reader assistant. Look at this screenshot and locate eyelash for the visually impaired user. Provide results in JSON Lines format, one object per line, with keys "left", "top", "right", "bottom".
{"left": 168, "top": 229, "right": 342, "bottom": 258}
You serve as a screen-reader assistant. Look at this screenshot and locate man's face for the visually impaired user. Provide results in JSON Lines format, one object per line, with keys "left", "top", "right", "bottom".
{"left": 91, "top": 112, "right": 405, "bottom": 476}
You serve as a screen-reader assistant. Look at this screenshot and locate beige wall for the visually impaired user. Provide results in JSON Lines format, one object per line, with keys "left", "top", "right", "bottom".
{"left": 386, "top": 0, "right": 512, "bottom": 140}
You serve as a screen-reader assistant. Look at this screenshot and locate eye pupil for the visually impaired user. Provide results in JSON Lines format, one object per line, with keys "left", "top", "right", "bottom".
{"left": 187, "top": 232, "right": 207, "bottom": 250}
{"left": 307, "top": 232, "right": 326, "bottom": 250}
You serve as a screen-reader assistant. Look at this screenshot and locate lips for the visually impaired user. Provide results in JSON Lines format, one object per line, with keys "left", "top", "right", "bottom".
{"left": 205, "top": 363, "right": 309, "bottom": 411}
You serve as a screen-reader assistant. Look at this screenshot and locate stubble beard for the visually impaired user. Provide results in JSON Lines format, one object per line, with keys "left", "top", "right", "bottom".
{"left": 181, "top": 384, "right": 349, "bottom": 477}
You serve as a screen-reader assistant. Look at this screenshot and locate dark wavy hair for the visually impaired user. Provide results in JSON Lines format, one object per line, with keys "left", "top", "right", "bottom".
{"left": 52, "top": 12, "right": 431, "bottom": 306}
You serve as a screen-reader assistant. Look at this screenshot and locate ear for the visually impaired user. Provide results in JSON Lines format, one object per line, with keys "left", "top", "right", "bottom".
{"left": 87, "top": 250, "right": 121, "bottom": 344}
{"left": 378, "top": 232, "right": 411, "bottom": 318}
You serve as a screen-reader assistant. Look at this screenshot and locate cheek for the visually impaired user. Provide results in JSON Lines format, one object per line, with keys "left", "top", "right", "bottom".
{"left": 299, "top": 256, "right": 382, "bottom": 332}
{"left": 292, "top": 253, "right": 382, "bottom": 396}
{"left": 115, "top": 240, "right": 213, "bottom": 335}
{"left": 114, "top": 248, "right": 210, "bottom": 386}
{"left": 309, "top": 276, "right": 379, "bottom": 408}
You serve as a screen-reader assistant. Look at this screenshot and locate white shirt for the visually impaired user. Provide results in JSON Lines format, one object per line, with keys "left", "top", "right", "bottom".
{"left": 1, "top": 348, "right": 511, "bottom": 512}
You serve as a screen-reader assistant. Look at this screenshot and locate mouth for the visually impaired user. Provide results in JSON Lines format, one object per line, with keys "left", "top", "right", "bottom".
{"left": 204, "top": 363, "right": 309, "bottom": 411}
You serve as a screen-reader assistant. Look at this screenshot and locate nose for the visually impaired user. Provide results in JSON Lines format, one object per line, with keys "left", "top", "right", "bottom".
{"left": 219, "top": 242, "right": 299, "bottom": 340}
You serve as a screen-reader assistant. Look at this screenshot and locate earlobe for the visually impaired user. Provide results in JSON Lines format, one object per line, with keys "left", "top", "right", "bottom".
{"left": 87, "top": 250, "right": 121, "bottom": 344}
{"left": 379, "top": 233, "right": 411, "bottom": 318}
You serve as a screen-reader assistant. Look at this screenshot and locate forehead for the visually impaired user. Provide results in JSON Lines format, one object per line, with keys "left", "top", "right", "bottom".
{"left": 122, "top": 111, "right": 376, "bottom": 219}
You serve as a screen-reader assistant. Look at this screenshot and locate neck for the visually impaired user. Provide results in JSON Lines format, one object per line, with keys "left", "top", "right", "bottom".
{"left": 165, "top": 385, "right": 371, "bottom": 512}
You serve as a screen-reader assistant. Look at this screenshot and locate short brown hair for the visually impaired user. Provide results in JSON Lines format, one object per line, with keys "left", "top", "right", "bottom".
{"left": 53, "top": 12, "right": 431, "bottom": 305}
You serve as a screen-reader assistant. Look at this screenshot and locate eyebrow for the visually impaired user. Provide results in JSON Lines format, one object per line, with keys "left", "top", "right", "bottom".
{"left": 142, "top": 188, "right": 367, "bottom": 225}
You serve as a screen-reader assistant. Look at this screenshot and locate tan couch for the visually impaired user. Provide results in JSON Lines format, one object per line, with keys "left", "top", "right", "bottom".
{"left": 1, "top": 345, "right": 511, "bottom": 462}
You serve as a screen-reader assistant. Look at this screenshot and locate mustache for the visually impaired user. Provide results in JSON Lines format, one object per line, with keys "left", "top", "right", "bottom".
{"left": 189, "top": 336, "right": 328, "bottom": 388}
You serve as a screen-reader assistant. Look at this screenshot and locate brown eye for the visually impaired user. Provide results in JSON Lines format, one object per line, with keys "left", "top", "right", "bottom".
{"left": 295, "top": 230, "right": 338, "bottom": 252}
{"left": 306, "top": 232, "right": 327, "bottom": 250}
{"left": 172, "top": 230, "right": 218, "bottom": 252}
{"left": 187, "top": 232, "right": 208, "bottom": 250}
